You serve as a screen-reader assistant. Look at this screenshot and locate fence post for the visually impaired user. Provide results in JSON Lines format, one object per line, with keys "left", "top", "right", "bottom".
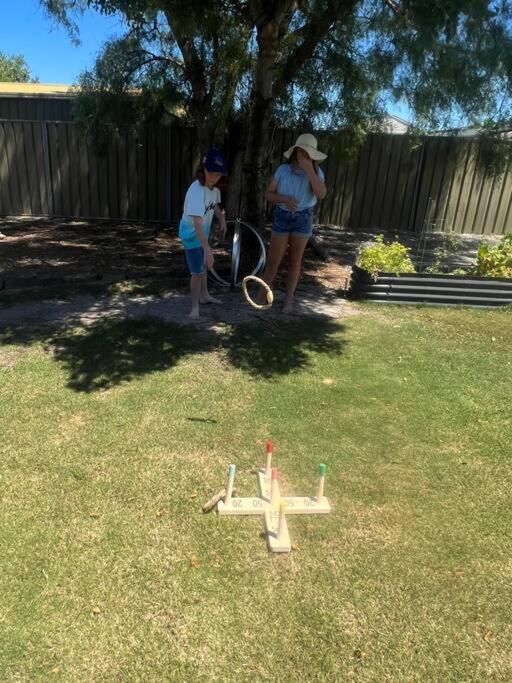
{"left": 407, "top": 140, "right": 426, "bottom": 232}
{"left": 41, "top": 121, "right": 54, "bottom": 218}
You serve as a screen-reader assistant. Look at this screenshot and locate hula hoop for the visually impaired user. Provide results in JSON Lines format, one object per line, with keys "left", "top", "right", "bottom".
{"left": 230, "top": 219, "right": 241, "bottom": 289}
{"left": 209, "top": 219, "right": 266, "bottom": 288}
{"left": 242, "top": 275, "right": 273, "bottom": 310}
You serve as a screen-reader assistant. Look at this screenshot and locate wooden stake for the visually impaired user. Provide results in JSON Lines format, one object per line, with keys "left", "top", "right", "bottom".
{"left": 265, "top": 440, "right": 273, "bottom": 476}
{"left": 225, "top": 464, "right": 236, "bottom": 504}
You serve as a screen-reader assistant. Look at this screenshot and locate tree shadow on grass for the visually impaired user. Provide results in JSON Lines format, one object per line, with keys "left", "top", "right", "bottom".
{"left": 224, "top": 317, "right": 346, "bottom": 379}
{"left": 0, "top": 315, "right": 347, "bottom": 392}
{"left": 0, "top": 319, "right": 206, "bottom": 393}
{"left": 51, "top": 320, "right": 207, "bottom": 392}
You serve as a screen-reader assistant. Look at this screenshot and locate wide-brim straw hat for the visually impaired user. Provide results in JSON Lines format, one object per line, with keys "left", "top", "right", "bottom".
{"left": 283, "top": 133, "right": 327, "bottom": 161}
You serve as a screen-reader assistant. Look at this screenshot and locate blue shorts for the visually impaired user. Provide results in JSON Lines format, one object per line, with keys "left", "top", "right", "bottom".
{"left": 184, "top": 246, "right": 205, "bottom": 275}
{"left": 272, "top": 206, "right": 314, "bottom": 237}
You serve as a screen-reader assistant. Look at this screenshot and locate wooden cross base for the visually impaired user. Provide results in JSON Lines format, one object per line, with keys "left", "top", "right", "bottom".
{"left": 217, "top": 467, "right": 331, "bottom": 553}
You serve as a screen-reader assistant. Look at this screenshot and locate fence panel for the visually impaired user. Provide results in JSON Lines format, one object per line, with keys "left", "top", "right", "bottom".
{"left": 314, "top": 132, "right": 511, "bottom": 235}
{"left": 1, "top": 120, "right": 511, "bottom": 234}
{"left": 0, "top": 120, "right": 48, "bottom": 215}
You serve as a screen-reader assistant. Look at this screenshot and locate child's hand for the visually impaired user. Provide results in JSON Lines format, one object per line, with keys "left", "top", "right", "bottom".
{"left": 297, "top": 154, "right": 314, "bottom": 173}
{"left": 204, "top": 246, "right": 214, "bottom": 270}
{"left": 284, "top": 196, "right": 299, "bottom": 212}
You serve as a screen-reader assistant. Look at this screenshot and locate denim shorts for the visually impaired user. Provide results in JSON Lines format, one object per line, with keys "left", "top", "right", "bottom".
{"left": 184, "top": 246, "right": 205, "bottom": 275}
{"left": 272, "top": 206, "right": 314, "bottom": 237}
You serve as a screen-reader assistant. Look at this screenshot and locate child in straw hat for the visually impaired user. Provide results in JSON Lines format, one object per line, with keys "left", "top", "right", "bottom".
{"left": 260, "top": 133, "right": 327, "bottom": 313}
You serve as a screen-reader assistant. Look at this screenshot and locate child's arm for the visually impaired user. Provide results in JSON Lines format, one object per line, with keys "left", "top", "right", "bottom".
{"left": 192, "top": 216, "right": 214, "bottom": 270}
{"left": 214, "top": 204, "right": 227, "bottom": 240}
{"left": 265, "top": 178, "right": 298, "bottom": 211}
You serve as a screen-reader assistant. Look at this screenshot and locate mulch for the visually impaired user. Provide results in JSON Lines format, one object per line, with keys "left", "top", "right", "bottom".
{"left": 0, "top": 217, "right": 351, "bottom": 293}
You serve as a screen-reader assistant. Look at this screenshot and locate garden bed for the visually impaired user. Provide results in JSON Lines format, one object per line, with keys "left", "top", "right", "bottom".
{"left": 0, "top": 217, "right": 350, "bottom": 295}
{"left": 350, "top": 264, "right": 512, "bottom": 308}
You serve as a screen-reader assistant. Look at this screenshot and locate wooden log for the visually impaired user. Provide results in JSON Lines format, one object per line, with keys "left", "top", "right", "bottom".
{"left": 308, "top": 235, "right": 330, "bottom": 261}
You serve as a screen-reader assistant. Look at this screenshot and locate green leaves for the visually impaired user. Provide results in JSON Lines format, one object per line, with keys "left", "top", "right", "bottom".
{"left": 40, "top": 1, "right": 512, "bottom": 142}
{"left": 0, "top": 52, "right": 38, "bottom": 83}
{"left": 472, "top": 234, "right": 512, "bottom": 278}
{"left": 357, "top": 234, "right": 416, "bottom": 278}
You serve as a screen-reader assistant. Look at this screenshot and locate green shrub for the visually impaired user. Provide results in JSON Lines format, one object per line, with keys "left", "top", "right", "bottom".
{"left": 424, "top": 232, "right": 463, "bottom": 274}
{"left": 357, "top": 235, "right": 416, "bottom": 278}
{"left": 471, "top": 233, "right": 512, "bottom": 278}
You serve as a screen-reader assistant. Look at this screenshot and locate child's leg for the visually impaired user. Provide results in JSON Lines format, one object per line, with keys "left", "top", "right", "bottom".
{"left": 188, "top": 274, "right": 202, "bottom": 319}
{"left": 257, "top": 232, "right": 289, "bottom": 303}
{"left": 283, "top": 234, "right": 308, "bottom": 313}
{"left": 256, "top": 207, "right": 291, "bottom": 304}
{"left": 184, "top": 247, "right": 205, "bottom": 319}
{"left": 200, "top": 273, "right": 222, "bottom": 304}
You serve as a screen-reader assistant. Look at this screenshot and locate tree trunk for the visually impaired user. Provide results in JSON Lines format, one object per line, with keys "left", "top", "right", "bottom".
{"left": 163, "top": 8, "right": 212, "bottom": 176}
{"left": 240, "top": 96, "right": 274, "bottom": 231}
{"left": 240, "top": 4, "right": 295, "bottom": 232}
{"left": 224, "top": 118, "right": 247, "bottom": 218}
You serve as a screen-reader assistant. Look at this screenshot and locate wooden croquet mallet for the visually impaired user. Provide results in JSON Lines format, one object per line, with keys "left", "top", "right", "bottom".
{"left": 202, "top": 488, "right": 236, "bottom": 513}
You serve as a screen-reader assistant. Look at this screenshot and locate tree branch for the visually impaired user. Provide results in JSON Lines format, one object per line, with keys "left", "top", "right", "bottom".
{"left": 248, "top": 0, "right": 296, "bottom": 30}
{"left": 383, "top": 0, "right": 401, "bottom": 15}
{"left": 140, "top": 48, "right": 184, "bottom": 72}
{"left": 274, "top": 1, "right": 359, "bottom": 98}
{"left": 120, "top": 56, "right": 166, "bottom": 89}
{"left": 162, "top": 8, "right": 208, "bottom": 109}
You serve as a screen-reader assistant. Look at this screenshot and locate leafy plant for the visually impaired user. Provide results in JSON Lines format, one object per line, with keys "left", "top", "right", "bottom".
{"left": 424, "top": 262, "right": 442, "bottom": 274}
{"left": 0, "top": 51, "right": 38, "bottom": 82}
{"left": 357, "top": 235, "right": 416, "bottom": 279}
{"left": 424, "top": 231, "right": 463, "bottom": 274}
{"left": 444, "top": 233, "right": 463, "bottom": 252}
{"left": 471, "top": 234, "right": 512, "bottom": 278}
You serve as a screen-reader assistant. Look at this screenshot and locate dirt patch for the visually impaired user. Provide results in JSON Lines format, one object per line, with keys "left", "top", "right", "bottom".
{"left": 0, "top": 350, "right": 21, "bottom": 368}
{"left": 0, "top": 217, "right": 184, "bottom": 290}
{"left": 0, "top": 216, "right": 495, "bottom": 296}
{"left": 0, "top": 217, "right": 352, "bottom": 294}
{"left": 0, "top": 217, "right": 359, "bottom": 327}
{"left": 0, "top": 286, "right": 356, "bottom": 330}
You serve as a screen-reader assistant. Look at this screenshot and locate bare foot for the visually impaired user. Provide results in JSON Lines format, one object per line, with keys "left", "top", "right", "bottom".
{"left": 282, "top": 301, "right": 294, "bottom": 314}
{"left": 200, "top": 295, "right": 222, "bottom": 304}
{"left": 186, "top": 309, "right": 200, "bottom": 320}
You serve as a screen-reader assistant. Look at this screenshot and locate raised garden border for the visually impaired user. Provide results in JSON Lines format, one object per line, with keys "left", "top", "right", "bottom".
{"left": 349, "top": 264, "right": 512, "bottom": 308}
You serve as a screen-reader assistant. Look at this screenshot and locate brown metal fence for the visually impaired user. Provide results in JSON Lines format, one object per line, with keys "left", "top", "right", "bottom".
{"left": 0, "top": 121, "right": 198, "bottom": 222}
{"left": 308, "top": 131, "right": 512, "bottom": 235}
{"left": 271, "top": 129, "right": 512, "bottom": 235}
{"left": 1, "top": 120, "right": 511, "bottom": 234}
{"left": 46, "top": 123, "right": 172, "bottom": 221}
{"left": 0, "top": 121, "right": 50, "bottom": 216}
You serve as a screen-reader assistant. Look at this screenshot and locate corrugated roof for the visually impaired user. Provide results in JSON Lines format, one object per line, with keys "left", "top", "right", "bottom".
{"left": 0, "top": 82, "right": 77, "bottom": 97}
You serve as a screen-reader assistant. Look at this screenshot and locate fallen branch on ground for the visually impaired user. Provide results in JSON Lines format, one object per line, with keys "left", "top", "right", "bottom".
{"left": 308, "top": 235, "right": 330, "bottom": 261}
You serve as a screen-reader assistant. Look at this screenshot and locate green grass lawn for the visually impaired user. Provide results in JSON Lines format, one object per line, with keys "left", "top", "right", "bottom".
{"left": 1, "top": 304, "right": 511, "bottom": 681}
